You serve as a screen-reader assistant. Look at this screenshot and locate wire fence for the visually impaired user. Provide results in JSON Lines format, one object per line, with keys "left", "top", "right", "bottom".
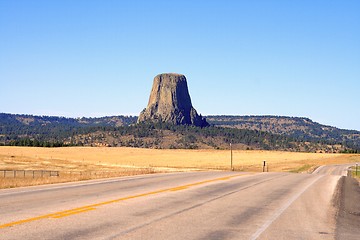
{"left": 0, "top": 168, "right": 157, "bottom": 179}
{"left": 0, "top": 170, "right": 59, "bottom": 178}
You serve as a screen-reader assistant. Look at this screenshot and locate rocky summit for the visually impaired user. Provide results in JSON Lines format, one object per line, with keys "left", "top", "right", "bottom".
{"left": 138, "top": 73, "right": 208, "bottom": 127}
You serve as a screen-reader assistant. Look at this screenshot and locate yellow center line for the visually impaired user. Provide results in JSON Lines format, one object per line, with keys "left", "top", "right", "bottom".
{"left": 51, "top": 207, "right": 96, "bottom": 219}
{"left": 0, "top": 173, "right": 249, "bottom": 229}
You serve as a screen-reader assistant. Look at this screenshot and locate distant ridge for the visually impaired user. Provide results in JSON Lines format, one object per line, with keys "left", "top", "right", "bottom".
{"left": 206, "top": 115, "right": 360, "bottom": 150}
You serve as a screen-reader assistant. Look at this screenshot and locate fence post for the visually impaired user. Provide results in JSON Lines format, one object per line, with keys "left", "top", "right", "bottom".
{"left": 263, "top": 161, "right": 266, "bottom": 172}
{"left": 32, "top": 170, "right": 35, "bottom": 178}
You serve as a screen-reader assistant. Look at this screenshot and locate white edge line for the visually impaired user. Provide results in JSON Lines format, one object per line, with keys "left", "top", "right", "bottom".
{"left": 0, "top": 171, "right": 234, "bottom": 197}
{"left": 312, "top": 165, "right": 325, "bottom": 174}
{"left": 0, "top": 172, "right": 181, "bottom": 196}
{"left": 249, "top": 174, "right": 323, "bottom": 240}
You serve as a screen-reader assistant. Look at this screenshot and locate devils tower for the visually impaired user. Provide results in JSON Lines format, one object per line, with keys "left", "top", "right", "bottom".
{"left": 138, "top": 73, "right": 208, "bottom": 127}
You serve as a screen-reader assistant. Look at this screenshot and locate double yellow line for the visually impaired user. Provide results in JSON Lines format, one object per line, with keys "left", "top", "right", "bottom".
{"left": 0, "top": 173, "right": 244, "bottom": 229}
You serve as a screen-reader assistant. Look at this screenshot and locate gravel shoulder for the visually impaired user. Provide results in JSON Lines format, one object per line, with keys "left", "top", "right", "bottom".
{"left": 334, "top": 176, "right": 360, "bottom": 240}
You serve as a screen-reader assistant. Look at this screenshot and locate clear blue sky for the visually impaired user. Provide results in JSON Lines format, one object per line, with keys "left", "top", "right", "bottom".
{"left": 1, "top": 0, "right": 359, "bottom": 130}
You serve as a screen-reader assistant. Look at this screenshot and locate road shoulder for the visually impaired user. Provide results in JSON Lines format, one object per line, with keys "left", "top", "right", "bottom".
{"left": 333, "top": 176, "right": 360, "bottom": 240}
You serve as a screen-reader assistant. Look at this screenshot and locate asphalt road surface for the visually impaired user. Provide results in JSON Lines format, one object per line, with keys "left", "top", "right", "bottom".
{"left": 0, "top": 164, "right": 356, "bottom": 240}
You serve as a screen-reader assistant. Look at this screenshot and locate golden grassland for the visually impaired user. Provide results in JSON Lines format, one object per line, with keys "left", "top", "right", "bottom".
{"left": 1, "top": 146, "right": 359, "bottom": 188}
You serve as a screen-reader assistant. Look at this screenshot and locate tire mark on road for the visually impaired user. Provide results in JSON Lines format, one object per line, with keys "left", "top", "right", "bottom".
{"left": 249, "top": 174, "right": 323, "bottom": 240}
{"left": 105, "top": 174, "right": 288, "bottom": 240}
{"left": 0, "top": 173, "right": 246, "bottom": 229}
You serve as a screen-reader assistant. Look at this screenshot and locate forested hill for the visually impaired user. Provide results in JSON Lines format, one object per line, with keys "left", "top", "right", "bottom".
{"left": 0, "top": 113, "right": 137, "bottom": 128}
{"left": 206, "top": 115, "right": 360, "bottom": 150}
{"left": 0, "top": 113, "right": 137, "bottom": 142}
{"left": 1, "top": 113, "right": 359, "bottom": 152}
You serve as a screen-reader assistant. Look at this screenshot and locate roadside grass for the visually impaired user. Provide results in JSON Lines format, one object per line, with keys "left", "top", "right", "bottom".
{"left": 289, "top": 164, "right": 315, "bottom": 173}
{"left": 1, "top": 146, "right": 360, "bottom": 188}
{"left": 350, "top": 166, "right": 360, "bottom": 181}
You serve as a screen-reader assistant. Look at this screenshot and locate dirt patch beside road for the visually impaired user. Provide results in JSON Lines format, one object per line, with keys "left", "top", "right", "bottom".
{"left": 333, "top": 176, "right": 360, "bottom": 240}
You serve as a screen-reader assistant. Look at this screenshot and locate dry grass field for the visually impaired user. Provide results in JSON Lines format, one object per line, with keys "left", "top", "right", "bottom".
{"left": 1, "top": 146, "right": 359, "bottom": 188}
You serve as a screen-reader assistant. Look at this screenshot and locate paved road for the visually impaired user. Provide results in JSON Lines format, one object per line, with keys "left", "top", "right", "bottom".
{"left": 312, "top": 163, "right": 354, "bottom": 176}
{"left": 0, "top": 164, "right": 355, "bottom": 240}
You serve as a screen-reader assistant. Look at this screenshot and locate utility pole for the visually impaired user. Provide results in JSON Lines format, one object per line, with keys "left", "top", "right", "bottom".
{"left": 230, "top": 142, "right": 233, "bottom": 171}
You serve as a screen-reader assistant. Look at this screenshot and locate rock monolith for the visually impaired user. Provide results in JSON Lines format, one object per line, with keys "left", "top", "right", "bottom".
{"left": 137, "top": 73, "right": 208, "bottom": 127}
